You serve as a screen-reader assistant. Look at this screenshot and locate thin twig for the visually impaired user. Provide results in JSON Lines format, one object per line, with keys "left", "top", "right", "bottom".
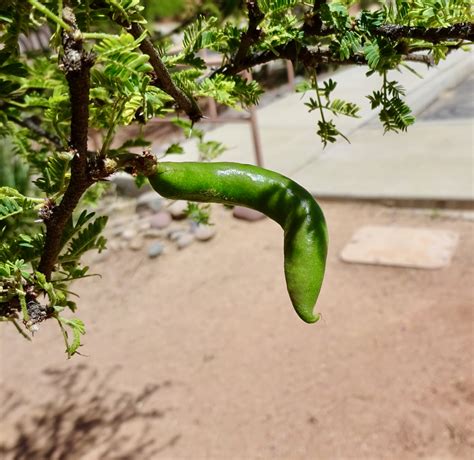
{"left": 128, "top": 23, "right": 202, "bottom": 123}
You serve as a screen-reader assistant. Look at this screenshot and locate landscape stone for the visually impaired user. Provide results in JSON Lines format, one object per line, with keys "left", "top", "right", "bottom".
{"left": 150, "top": 211, "right": 172, "bottom": 229}
{"left": 194, "top": 224, "right": 216, "bottom": 242}
{"left": 136, "top": 191, "right": 163, "bottom": 213}
{"left": 232, "top": 206, "right": 266, "bottom": 221}
{"left": 176, "top": 233, "right": 194, "bottom": 249}
{"left": 143, "top": 228, "right": 165, "bottom": 239}
{"left": 168, "top": 200, "right": 188, "bottom": 219}
{"left": 148, "top": 242, "right": 165, "bottom": 258}
{"left": 121, "top": 228, "right": 137, "bottom": 241}
{"left": 129, "top": 237, "right": 144, "bottom": 251}
{"left": 167, "top": 229, "right": 187, "bottom": 241}
{"left": 111, "top": 173, "right": 152, "bottom": 198}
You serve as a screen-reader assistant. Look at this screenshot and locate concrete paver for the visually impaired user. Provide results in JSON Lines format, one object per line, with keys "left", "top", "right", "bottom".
{"left": 340, "top": 225, "right": 459, "bottom": 269}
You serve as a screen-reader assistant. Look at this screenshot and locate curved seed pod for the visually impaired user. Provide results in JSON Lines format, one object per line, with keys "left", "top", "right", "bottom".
{"left": 148, "top": 161, "right": 328, "bottom": 323}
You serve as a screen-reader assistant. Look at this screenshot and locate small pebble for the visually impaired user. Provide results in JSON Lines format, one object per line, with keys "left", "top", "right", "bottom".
{"left": 167, "top": 229, "right": 186, "bottom": 241}
{"left": 129, "top": 236, "right": 144, "bottom": 251}
{"left": 232, "top": 206, "right": 265, "bottom": 221}
{"left": 143, "top": 228, "right": 165, "bottom": 239}
{"left": 121, "top": 228, "right": 137, "bottom": 241}
{"left": 168, "top": 200, "right": 188, "bottom": 219}
{"left": 150, "top": 211, "right": 172, "bottom": 229}
{"left": 176, "top": 233, "right": 194, "bottom": 249}
{"left": 194, "top": 224, "right": 216, "bottom": 242}
{"left": 136, "top": 191, "right": 163, "bottom": 213}
{"left": 148, "top": 242, "right": 165, "bottom": 258}
{"left": 111, "top": 174, "right": 150, "bottom": 197}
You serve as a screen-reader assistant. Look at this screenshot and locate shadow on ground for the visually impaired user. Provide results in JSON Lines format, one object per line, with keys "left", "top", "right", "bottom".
{"left": 0, "top": 364, "right": 180, "bottom": 460}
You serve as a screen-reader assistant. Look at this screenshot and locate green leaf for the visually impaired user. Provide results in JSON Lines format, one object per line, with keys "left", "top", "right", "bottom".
{"left": 34, "top": 151, "right": 72, "bottom": 194}
{"left": 0, "top": 186, "right": 36, "bottom": 221}
{"left": 165, "top": 143, "right": 184, "bottom": 155}
{"left": 327, "top": 99, "right": 360, "bottom": 118}
{"left": 198, "top": 140, "right": 226, "bottom": 161}
{"left": 61, "top": 215, "right": 108, "bottom": 262}
{"left": 56, "top": 316, "right": 86, "bottom": 358}
{"left": 364, "top": 40, "right": 381, "bottom": 70}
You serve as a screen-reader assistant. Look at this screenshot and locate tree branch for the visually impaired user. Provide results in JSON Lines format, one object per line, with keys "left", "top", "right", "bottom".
{"left": 373, "top": 22, "right": 474, "bottom": 42}
{"left": 38, "top": 7, "right": 94, "bottom": 280}
{"left": 233, "top": 1, "right": 265, "bottom": 65}
{"left": 302, "top": 0, "right": 327, "bottom": 35}
{"left": 218, "top": 40, "right": 438, "bottom": 76}
{"left": 128, "top": 23, "right": 202, "bottom": 123}
{"left": 218, "top": 41, "right": 365, "bottom": 76}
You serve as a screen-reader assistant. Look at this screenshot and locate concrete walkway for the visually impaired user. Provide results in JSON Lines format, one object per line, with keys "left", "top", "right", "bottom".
{"left": 159, "top": 50, "right": 473, "bottom": 204}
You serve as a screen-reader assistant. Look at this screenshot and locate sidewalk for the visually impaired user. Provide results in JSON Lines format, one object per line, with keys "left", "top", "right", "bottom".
{"left": 160, "top": 50, "right": 473, "bottom": 204}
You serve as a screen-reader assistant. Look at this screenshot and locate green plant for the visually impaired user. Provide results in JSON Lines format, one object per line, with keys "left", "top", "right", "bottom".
{"left": 0, "top": 0, "right": 472, "bottom": 356}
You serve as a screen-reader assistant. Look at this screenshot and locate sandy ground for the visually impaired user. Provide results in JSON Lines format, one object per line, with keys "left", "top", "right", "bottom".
{"left": 0, "top": 201, "right": 473, "bottom": 460}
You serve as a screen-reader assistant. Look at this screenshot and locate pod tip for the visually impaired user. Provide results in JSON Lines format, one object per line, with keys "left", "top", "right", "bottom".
{"left": 301, "top": 311, "right": 321, "bottom": 324}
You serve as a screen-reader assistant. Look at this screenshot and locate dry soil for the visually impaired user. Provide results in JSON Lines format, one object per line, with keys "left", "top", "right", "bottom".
{"left": 1, "top": 202, "right": 473, "bottom": 460}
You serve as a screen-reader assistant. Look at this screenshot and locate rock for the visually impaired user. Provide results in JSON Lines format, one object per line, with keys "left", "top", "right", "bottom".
{"left": 111, "top": 173, "right": 152, "bottom": 198}
{"left": 232, "top": 206, "right": 266, "bottom": 221}
{"left": 121, "top": 228, "right": 137, "bottom": 241}
{"left": 150, "top": 211, "right": 172, "bottom": 229}
{"left": 136, "top": 191, "right": 163, "bottom": 214}
{"left": 176, "top": 233, "right": 194, "bottom": 249}
{"left": 148, "top": 242, "right": 165, "bottom": 258}
{"left": 168, "top": 200, "right": 188, "bottom": 219}
{"left": 194, "top": 224, "right": 216, "bottom": 242}
{"left": 167, "top": 229, "right": 186, "bottom": 241}
{"left": 143, "top": 228, "right": 165, "bottom": 239}
{"left": 129, "top": 236, "right": 144, "bottom": 251}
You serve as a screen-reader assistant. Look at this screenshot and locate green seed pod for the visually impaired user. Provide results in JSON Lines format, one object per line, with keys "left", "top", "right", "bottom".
{"left": 148, "top": 161, "right": 328, "bottom": 323}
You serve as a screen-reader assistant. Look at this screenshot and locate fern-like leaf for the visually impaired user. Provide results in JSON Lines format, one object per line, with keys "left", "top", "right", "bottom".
{"left": 0, "top": 186, "right": 36, "bottom": 221}
{"left": 61, "top": 216, "right": 108, "bottom": 262}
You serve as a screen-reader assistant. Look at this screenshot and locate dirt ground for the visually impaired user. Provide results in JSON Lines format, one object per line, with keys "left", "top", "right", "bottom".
{"left": 0, "top": 201, "right": 473, "bottom": 460}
